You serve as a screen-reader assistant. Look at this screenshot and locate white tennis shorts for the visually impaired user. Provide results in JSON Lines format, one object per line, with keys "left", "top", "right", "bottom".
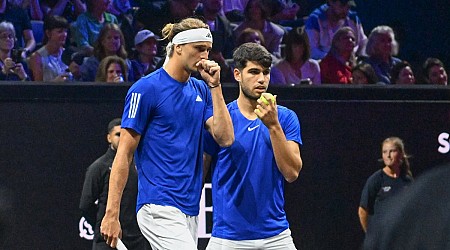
{"left": 206, "top": 228, "right": 297, "bottom": 250}
{"left": 137, "top": 204, "right": 198, "bottom": 250}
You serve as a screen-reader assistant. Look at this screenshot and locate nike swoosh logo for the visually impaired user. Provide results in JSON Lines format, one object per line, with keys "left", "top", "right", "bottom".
{"left": 247, "top": 125, "right": 260, "bottom": 131}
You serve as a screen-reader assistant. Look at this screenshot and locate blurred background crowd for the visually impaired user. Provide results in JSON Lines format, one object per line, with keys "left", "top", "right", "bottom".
{"left": 0, "top": 0, "right": 447, "bottom": 85}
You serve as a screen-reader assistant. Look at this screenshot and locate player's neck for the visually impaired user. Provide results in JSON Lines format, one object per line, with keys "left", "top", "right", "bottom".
{"left": 237, "top": 95, "right": 258, "bottom": 120}
{"left": 163, "top": 59, "right": 190, "bottom": 83}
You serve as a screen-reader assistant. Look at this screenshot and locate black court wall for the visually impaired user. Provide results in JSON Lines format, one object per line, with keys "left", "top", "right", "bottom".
{"left": 0, "top": 83, "right": 449, "bottom": 249}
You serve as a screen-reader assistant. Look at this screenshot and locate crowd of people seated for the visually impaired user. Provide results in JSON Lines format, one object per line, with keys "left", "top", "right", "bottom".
{"left": 0, "top": 0, "right": 447, "bottom": 85}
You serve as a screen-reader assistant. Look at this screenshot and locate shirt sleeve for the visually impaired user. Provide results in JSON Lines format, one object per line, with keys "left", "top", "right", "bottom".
{"left": 79, "top": 164, "right": 102, "bottom": 225}
{"left": 359, "top": 172, "right": 380, "bottom": 214}
{"left": 121, "top": 80, "right": 155, "bottom": 134}
{"left": 203, "top": 128, "right": 220, "bottom": 157}
{"left": 281, "top": 108, "right": 302, "bottom": 145}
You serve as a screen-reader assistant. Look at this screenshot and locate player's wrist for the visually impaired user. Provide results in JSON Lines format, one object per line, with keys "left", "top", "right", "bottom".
{"left": 208, "top": 83, "right": 221, "bottom": 89}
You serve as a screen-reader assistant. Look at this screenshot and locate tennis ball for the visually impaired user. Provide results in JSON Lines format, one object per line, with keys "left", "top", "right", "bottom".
{"left": 259, "top": 93, "right": 275, "bottom": 105}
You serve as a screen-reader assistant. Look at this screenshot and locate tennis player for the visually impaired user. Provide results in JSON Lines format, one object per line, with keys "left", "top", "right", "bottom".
{"left": 100, "top": 17, "right": 234, "bottom": 249}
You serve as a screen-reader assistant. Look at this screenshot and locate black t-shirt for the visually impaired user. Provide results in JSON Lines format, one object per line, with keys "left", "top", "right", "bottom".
{"left": 360, "top": 169, "right": 413, "bottom": 216}
{"left": 363, "top": 163, "right": 450, "bottom": 250}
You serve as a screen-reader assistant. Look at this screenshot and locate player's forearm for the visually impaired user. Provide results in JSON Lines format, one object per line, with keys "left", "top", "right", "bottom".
{"left": 210, "top": 86, "right": 234, "bottom": 147}
{"left": 269, "top": 125, "right": 302, "bottom": 183}
{"left": 104, "top": 155, "right": 132, "bottom": 218}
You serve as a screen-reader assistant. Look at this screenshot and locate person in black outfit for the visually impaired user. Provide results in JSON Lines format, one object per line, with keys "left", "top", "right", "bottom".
{"left": 363, "top": 162, "right": 450, "bottom": 250}
{"left": 79, "top": 118, "right": 150, "bottom": 250}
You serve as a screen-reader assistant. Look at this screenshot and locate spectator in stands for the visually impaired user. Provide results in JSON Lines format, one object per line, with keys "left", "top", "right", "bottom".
{"left": 351, "top": 62, "right": 378, "bottom": 84}
{"left": 358, "top": 137, "right": 413, "bottom": 233}
{"left": 0, "top": 0, "right": 36, "bottom": 58}
{"left": 234, "top": 0, "right": 285, "bottom": 59}
{"left": 390, "top": 61, "right": 415, "bottom": 85}
{"left": 95, "top": 55, "right": 127, "bottom": 82}
{"left": 134, "top": 0, "right": 199, "bottom": 35}
{"left": 363, "top": 25, "right": 401, "bottom": 84}
{"left": 319, "top": 26, "right": 355, "bottom": 84}
{"left": 107, "top": 0, "right": 131, "bottom": 17}
{"left": 305, "top": 0, "right": 367, "bottom": 60}
{"left": 129, "top": 29, "right": 160, "bottom": 81}
{"left": 272, "top": 26, "right": 321, "bottom": 85}
{"left": 75, "top": 0, "right": 118, "bottom": 56}
{"left": 29, "top": 15, "right": 79, "bottom": 82}
{"left": 29, "top": 0, "right": 86, "bottom": 22}
{"left": 133, "top": 0, "right": 199, "bottom": 58}
{"left": 262, "top": 0, "right": 301, "bottom": 27}
{"left": 422, "top": 57, "right": 448, "bottom": 86}
{"left": 79, "top": 23, "right": 133, "bottom": 82}
{"left": 196, "top": 0, "right": 235, "bottom": 82}
{"left": 0, "top": 21, "right": 29, "bottom": 81}
{"left": 222, "top": 0, "right": 247, "bottom": 22}
{"left": 236, "top": 27, "right": 265, "bottom": 47}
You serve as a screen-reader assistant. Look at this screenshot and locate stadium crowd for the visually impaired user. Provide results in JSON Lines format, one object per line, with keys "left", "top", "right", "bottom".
{"left": 0, "top": 0, "right": 447, "bottom": 85}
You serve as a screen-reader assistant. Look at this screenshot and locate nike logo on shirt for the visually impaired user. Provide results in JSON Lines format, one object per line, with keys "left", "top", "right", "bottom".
{"left": 247, "top": 125, "right": 260, "bottom": 131}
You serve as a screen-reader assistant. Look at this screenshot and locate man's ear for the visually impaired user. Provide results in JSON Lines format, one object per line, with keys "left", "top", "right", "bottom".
{"left": 107, "top": 133, "right": 112, "bottom": 144}
{"left": 175, "top": 44, "right": 182, "bottom": 55}
{"left": 233, "top": 68, "right": 241, "bottom": 82}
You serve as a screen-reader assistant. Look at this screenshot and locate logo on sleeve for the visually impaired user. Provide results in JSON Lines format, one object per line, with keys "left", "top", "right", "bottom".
{"left": 128, "top": 93, "right": 141, "bottom": 118}
{"left": 196, "top": 95, "right": 203, "bottom": 102}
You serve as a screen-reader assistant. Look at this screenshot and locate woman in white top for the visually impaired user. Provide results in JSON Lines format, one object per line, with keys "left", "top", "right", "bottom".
{"left": 272, "top": 26, "right": 321, "bottom": 85}
{"left": 29, "top": 15, "right": 78, "bottom": 82}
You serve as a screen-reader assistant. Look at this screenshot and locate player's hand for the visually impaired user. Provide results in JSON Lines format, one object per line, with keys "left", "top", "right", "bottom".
{"left": 196, "top": 59, "right": 221, "bottom": 88}
{"left": 100, "top": 216, "right": 122, "bottom": 248}
{"left": 255, "top": 95, "right": 279, "bottom": 128}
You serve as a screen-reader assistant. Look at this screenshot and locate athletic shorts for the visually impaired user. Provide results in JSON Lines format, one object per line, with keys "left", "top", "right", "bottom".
{"left": 137, "top": 204, "right": 198, "bottom": 250}
{"left": 206, "top": 228, "right": 297, "bottom": 250}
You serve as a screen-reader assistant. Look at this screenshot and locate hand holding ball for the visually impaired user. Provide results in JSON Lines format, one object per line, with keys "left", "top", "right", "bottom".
{"left": 259, "top": 93, "right": 276, "bottom": 105}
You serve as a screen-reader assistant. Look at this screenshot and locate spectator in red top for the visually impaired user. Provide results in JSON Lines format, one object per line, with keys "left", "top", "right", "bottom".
{"left": 319, "top": 26, "right": 355, "bottom": 84}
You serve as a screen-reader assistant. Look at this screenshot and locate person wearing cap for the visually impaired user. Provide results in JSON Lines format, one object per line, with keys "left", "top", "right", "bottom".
{"left": 305, "top": 0, "right": 367, "bottom": 60}
{"left": 100, "top": 17, "right": 234, "bottom": 249}
{"left": 129, "top": 29, "right": 161, "bottom": 81}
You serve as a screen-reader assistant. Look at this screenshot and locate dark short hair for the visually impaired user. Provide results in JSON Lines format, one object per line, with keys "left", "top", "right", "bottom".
{"left": 244, "top": 0, "right": 269, "bottom": 20}
{"left": 43, "top": 15, "right": 69, "bottom": 44}
{"left": 422, "top": 57, "right": 445, "bottom": 80}
{"left": 352, "top": 62, "right": 378, "bottom": 84}
{"left": 284, "top": 26, "right": 311, "bottom": 63}
{"left": 390, "top": 61, "right": 412, "bottom": 84}
{"left": 107, "top": 118, "right": 121, "bottom": 133}
{"left": 233, "top": 42, "right": 272, "bottom": 70}
{"left": 43, "top": 15, "right": 69, "bottom": 31}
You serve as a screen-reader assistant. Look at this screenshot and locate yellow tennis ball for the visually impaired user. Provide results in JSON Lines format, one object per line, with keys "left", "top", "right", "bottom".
{"left": 259, "top": 93, "right": 275, "bottom": 105}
